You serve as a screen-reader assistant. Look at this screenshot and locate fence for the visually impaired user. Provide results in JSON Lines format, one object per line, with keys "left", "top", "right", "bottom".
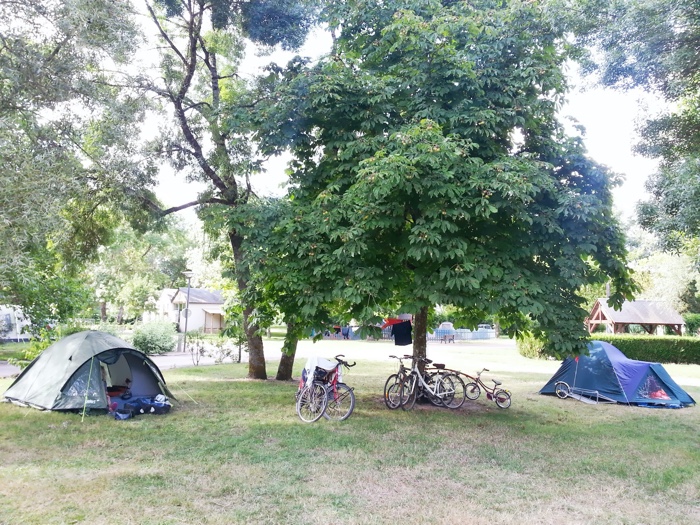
{"left": 380, "top": 327, "right": 496, "bottom": 341}
{"left": 318, "top": 326, "right": 497, "bottom": 342}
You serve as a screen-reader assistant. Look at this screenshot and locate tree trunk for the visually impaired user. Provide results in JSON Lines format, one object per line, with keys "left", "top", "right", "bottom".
{"left": 116, "top": 305, "right": 124, "bottom": 325}
{"left": 100, "top": 302, "right": 107, "bottom": 322}
{"left": 413, "top": 306, "right": 428, "bottom": 372}
{"left": 230, "top": 230, "right": 267, "bottom": 379}
{"left": 276, "top": 320, "right": 299, "bottom": 380}
{"left": 245, "top": 312, "right": 266, "bottom": 379}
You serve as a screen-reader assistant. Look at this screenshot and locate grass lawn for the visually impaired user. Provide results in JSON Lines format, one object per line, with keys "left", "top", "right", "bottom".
{"left": 1, "top": 340, "right": 699, "bottom": 525}
{"left": 0, "top": 342, "right": 28, "bottom": 362}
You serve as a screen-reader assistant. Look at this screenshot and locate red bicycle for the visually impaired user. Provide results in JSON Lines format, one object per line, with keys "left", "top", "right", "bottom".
{"left": 296, "top": 355, "right": 356, "bottom": 422}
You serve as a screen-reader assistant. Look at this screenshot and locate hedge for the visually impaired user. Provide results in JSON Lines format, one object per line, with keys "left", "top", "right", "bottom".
{"left": 592, "top": 334, "right": 700, "bottom": 365}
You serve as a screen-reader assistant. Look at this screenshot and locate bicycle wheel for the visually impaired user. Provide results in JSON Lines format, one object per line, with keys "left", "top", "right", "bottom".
{"left": 441, "top": 373, "right": 466, "bottom": 409}
{"left": 323, "top": 383, "right": 356, "bottom": 421}
{"left": 554, "top": 381, "right": 570, "bottom": 399}
{"left": 425, "top": 372, "right": 446, "bottom": 407}
{"left": 384, "top": 374, "right": 402, "bottom": 409}
{"left": 494, "top": 389, "right": 511, "bottom": 409}
{"left": 400, "top": 375, "right": 418, "bottom": 411}
{"left": 296, "top": 382, "right": 328, "bottom": 423}
{"left": 386, "top": 382, "right": 403, "bottom": 410}
{"left": 465, "top": 381, "right": 481, "bottom": 400}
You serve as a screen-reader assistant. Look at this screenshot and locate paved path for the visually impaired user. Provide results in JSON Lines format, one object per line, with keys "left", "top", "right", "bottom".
{"left": 0, "top": 339, "right": 516, "bottom": 377}
{"left": 0, "top": 361, "right": 20, "bottom": 378}
{"left": 3, "top": 338, "right": 699, "bottom": 387}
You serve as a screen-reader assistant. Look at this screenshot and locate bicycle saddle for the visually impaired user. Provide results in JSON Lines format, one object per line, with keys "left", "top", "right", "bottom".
{"left": 492, "top": 379, "right": 502, "bottom": 386}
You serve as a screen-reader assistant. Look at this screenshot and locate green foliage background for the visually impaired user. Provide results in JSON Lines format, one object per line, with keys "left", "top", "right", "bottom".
{"left": 131, "top": 321, "right": 177, "bottom": 355}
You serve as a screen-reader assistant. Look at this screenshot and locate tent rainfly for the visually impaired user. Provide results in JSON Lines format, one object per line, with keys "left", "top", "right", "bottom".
{"left": 540, "top": 340, "right": 695, "bottom": 408}
{"left": 3, "top": 331, "right": 173, "bottom": 411}
{"left": 587, "top": 299, "right": 685, "bottom": 335}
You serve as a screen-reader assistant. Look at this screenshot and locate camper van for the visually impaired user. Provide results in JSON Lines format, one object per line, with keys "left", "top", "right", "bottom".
{"left": 0, "top": 305, "right": 30, "bottom": 342}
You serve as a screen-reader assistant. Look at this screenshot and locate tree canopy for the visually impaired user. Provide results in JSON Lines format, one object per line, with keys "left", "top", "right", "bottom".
{"left": 0, "top": 0, "right": 159, "bottom": 321}
{"left": 257, "top": 0, "right": 636, "bottom": 356}
{"left": 555, "top": 0, "right": 700, "bottom": 258}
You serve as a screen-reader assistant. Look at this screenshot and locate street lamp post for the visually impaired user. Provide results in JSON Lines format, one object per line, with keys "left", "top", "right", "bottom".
{"left": 182, "top": 270, "right": 194, "bottom": 352}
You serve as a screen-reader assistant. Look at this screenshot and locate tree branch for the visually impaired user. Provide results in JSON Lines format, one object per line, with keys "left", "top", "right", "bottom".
{"left": 145, "top": 1, "right": 187, "bottom": 65}
{"left": 159, "top": 197, "right": 231, "bottom": 217}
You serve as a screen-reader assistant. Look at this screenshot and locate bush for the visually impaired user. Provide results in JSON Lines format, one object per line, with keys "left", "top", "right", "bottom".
{"left": 516, "top": 333, "right": 548, "bottom": 360}
{"left": 7, "top": 325, "right": 60, "bottom": 369}
{"left": 592, "top": 334, "right": 700, "bottom": 365}
{"left": 683, "top": 313, "right": 700, "bottom": 336}
{"left": 131, "top": 322, "right": 176, "bottom": 355}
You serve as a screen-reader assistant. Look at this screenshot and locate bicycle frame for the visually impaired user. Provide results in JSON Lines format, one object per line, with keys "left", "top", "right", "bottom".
{"left": 463, "top": 368, "right": 512, "bottom": 409}
{"left": 389, "top": 355, "right": 411, "bottom": 380}
{"left": 402, "top": 357, "right": 452, "bottom": 408}
{"left": 384, "top": 355, "right": 412, "bottom": 409}
{"left": 325, "top": 362, "right": 343, "bottom": 400}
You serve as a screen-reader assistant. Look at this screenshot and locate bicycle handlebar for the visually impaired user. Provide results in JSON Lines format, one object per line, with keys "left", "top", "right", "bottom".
{"left": 389, "top": 354, "right": 413, "bottom": 362}
{"left": 389, "top": 355, "right": 432, "bottom": 364}
{"left": 335, "top": 354, "right": 356, "bottom": 368}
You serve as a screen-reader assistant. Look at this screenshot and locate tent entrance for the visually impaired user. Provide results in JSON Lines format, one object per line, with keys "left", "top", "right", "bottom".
{"left": 60, "top": 357, "right": 108, "bottom": 411}
{"left": 632, "top": 369, "right": 684, "bottom": 407}
{"left": 59, "top": 351, "right": 165, "bottom": 411}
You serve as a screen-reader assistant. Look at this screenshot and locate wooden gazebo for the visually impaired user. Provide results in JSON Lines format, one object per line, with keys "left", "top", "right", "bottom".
{"left": 587, "top": 299, "right": 685, "bottom": 335}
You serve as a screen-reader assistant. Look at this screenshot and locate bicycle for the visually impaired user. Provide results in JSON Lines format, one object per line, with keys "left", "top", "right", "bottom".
{"left": 384, "top": 355, "right": 412, "bottom": 409}
{"left": 463, "top": 368, "right": 511, "bottom": 409}
{"left": 322, "top": 355, "right": 357, "bottom": 421}
{"left": 399, "top": 356, "right": 466, "bottom": 410}
{"left": 296, "top": 380, "right": 328, "bottom": 423}
{"left": 295, "top": 355, "right": 356, "bottom": 422}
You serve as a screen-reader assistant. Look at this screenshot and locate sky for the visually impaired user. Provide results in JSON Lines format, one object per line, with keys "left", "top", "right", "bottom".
{"left": 561, "top": 80, "right": 661, "bottom": 222}
{"left": 155, "top": 29, "right": 661, "bottom": 225}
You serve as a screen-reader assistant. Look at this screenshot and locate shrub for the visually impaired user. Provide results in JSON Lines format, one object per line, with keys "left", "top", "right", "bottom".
{"left": 131, "top": 321, "right": 176, "bottom": 355}
{"left": 592, "top": 334, "right": 700, "bottom": 365}
{"left": 516, "top": 333, "right": 548, "bottom": 359}
{"left": 683, "top": 313, "right": 700, "bottom": 336}
{"left": 7, "top": 326, "right": 55, "bottom": 369}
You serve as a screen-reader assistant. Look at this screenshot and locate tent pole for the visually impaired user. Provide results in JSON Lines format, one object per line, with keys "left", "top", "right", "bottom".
{"left": 81, "top": 356, "right": 96, "bottom": 423}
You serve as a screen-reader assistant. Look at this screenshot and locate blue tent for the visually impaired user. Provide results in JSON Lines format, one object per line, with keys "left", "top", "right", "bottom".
{"left": 540, "top": 340, "right": 695, "bottom": 408}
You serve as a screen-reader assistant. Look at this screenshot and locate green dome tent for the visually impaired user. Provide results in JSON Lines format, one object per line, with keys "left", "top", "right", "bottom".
{"left": 3, "top": 331, "right": 173, "bottom": 412}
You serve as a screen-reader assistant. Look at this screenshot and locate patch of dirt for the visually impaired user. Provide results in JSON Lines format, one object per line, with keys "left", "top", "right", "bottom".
{"left": 370, "top": 395, "right": 493, "bottom": 413}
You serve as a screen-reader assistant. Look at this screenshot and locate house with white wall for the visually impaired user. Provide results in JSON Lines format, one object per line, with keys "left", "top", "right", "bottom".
{"left": 144, "top": 288, "right": 225, "bottom": 334}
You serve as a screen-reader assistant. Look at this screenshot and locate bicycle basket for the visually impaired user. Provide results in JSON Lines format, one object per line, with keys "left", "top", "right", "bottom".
{"left": 313, "top": 367, "right": 329, "bottom": 382}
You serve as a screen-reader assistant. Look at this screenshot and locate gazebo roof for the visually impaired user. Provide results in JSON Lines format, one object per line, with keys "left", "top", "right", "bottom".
{"left": 587, "top": 298, "right": 685, "bottom": 335}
